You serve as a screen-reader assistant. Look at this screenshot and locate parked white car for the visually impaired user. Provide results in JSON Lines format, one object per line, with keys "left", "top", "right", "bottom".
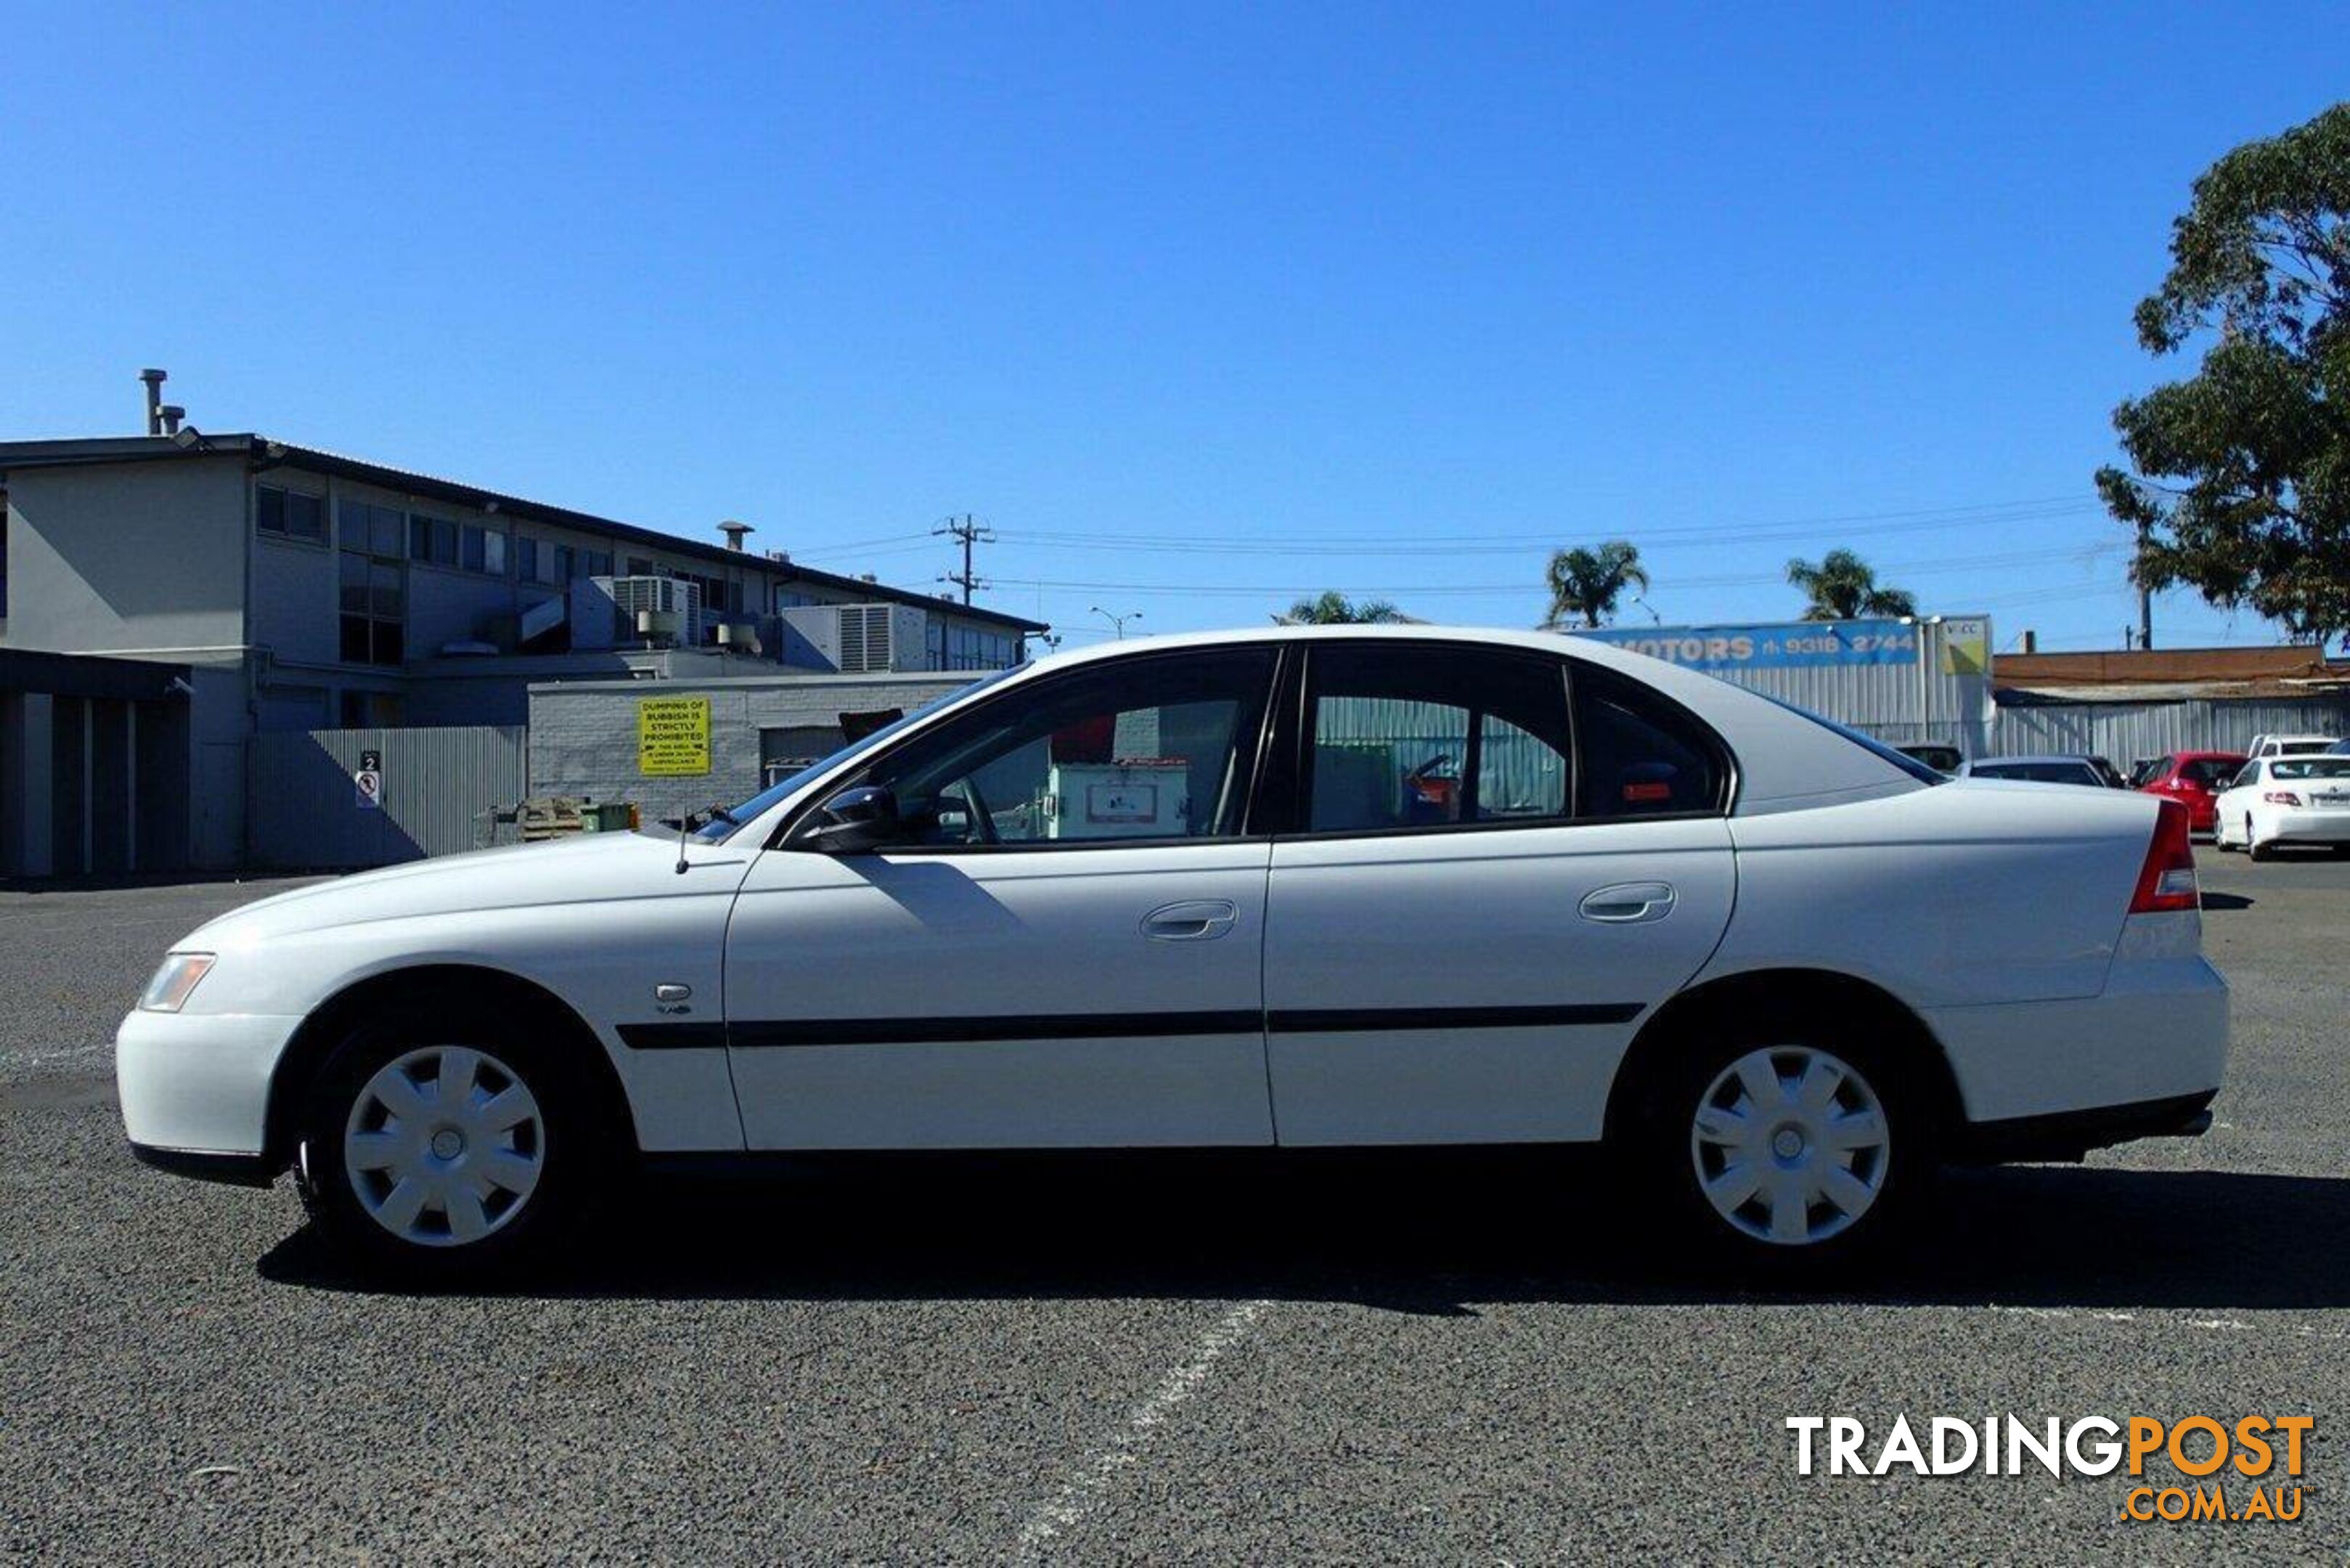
{"left": 1957, "top": 754, "right": 2110, "bottom": 788}
{"left": 2244, "top": 733, "right": 2338, "bottom": 760}
{"left": 2212, "top": 754, "right": 2350, "bottom": 859}
{"left": 119, "top": 626, "right": 2228, "bottom": 1278}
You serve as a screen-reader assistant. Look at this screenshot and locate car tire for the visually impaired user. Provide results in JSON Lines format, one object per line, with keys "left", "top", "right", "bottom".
{"left": 295, "top": 1008, "right": 608, "bottom": 1282}
{"left": 2248, "top": 822, "right": 2274, "bottom": 862}
{"left": 1639, "top": 1012, "right": 1933, "bottom": 1273}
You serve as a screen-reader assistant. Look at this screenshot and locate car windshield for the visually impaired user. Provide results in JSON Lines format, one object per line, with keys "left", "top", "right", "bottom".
{"left": 2278, "top": 740, "right": 2333, "bottom": 755}
{"left": 1759, "top": 697, "right": 1945, "bottom": 785}
{"left": 2269, "top": 758, "right": 2350, "bottom": 780}
{"left": 690, "top": 666, "right": 1023, "bottom": 841}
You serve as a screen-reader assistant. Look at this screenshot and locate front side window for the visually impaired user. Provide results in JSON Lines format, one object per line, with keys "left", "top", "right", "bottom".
{"left": 1302, "top": 645, "right": 1573, "bottom": 833}
{"left": 854, "top": 650, "right": 1278, "bottom": 846}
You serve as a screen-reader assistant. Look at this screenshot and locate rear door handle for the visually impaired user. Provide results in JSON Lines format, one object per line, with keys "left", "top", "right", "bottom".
{"left": 1141, "top": 899, "right": 1239, "bottom": 941}
{"left": 1579, "top": 882, "right": 1677, "bottom": 924}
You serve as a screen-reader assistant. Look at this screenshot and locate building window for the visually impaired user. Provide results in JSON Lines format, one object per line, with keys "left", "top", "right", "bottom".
{"left": 338, "top": 500, "right": 407, "bottom": 666}
{"left": 459, "top": 523, "right": 507, "bottom": 575}
{"left": 583, "top": 550, "right": 613, "bottom": 579}
{"left": 517, "top": 536, "right": 564, "bottom": 586}
{"left": 256, "top": 484, "right": 327, "bottom": 543}
{"left": 940, "top": 623, "right": 1016, "bottom": 671}
{"left": 407, "top": 513, "right": 461, "bottom": 568}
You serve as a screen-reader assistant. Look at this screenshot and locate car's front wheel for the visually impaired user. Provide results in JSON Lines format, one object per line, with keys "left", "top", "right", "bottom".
{"left": 1647, "top": 1022, "right": 1927, "bottom": 1269}
{"left": 298, "top": 1018, "right": 597, "bottom": 1280}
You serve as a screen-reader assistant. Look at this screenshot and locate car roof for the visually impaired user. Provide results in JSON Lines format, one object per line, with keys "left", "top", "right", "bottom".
{"left": 2171, "top": 749, "right": 2248, "bottom": 760}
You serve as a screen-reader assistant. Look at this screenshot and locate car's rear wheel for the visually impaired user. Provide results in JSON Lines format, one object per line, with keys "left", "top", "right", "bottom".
{"left": 298, "top": 1016, "right": 601, "bottom": 1281}
{"left": 2247, "top": 819, "right": 2274, "bottom": 861}
{"left": 1644, "top": 1020, "right": 1930, "bottom": 1270}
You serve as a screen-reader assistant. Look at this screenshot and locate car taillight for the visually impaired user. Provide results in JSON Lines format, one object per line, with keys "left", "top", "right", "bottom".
{"left": 2264, "top": 791, "right": 2303, "bottom": 807}
{"left": 2129, "top": 798, "right": 2199, "bottom": 914}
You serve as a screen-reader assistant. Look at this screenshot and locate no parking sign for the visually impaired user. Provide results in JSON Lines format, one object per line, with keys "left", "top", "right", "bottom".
{"left": 354, "top": 748, "right": 383, "bottom": 811}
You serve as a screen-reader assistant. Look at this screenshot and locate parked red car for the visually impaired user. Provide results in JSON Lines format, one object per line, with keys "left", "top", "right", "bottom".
{"left": 2137, "top": 750, "right": 2250, "bottom": 832}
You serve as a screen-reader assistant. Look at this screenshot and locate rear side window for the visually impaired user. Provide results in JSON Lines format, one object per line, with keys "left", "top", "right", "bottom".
{"left": 1573, "top": 666, "right": 1730, "bottom": 817}
{"left": 1302, "top": 645, "right": 1572, "bottom": 833}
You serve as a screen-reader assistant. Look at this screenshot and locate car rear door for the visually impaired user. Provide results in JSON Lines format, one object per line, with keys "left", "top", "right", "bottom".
{"left": 1261, "top": 643, "right": 1737, "bottom": 1146}
{"left": 722, "top": 647, "right": 1283, "bottom": 1149}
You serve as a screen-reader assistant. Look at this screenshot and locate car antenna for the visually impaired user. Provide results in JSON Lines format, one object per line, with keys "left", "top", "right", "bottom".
{"left": 677, "top": 804, "right": 738, "bottom": 875}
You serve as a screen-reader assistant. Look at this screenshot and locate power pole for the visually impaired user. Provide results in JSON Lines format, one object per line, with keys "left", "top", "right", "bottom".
{"left": 2135, "top": 520, "right": 2154, "bottom": 651}
{"left": 934, "top": 514, "right": 994, "bottom": 605}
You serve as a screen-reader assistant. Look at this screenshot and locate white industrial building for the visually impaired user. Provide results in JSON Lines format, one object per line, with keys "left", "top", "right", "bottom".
{"left": 0, "top": 407, "right": 1042, "bottom": 873}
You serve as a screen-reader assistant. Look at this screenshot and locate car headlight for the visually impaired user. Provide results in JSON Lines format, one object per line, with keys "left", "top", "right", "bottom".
{"left": 140, "top": 952, "right": 216, "bottom": 1013}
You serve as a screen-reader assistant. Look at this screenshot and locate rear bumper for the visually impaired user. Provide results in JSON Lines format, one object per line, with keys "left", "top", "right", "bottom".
{"left": 1950, "top": 1089, "right": 2216, "bottom": 1164}
{"left": 1923, "top": 950, "right": 2228, "bottom": 1127}
{"left": 2258, "top": 808, "right": 2350, "bottom": 845}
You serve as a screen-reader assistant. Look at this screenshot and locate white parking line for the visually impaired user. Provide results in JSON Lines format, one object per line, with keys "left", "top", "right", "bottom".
{"left": 1013, "top": 1298, "right": 1271, "bottom": 1563}
{"left": 1986, "top": 1304, "right": 2346, "bottom": 1342}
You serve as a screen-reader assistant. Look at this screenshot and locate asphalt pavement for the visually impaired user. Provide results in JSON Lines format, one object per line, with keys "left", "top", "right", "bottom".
{"left": 1, "top": 857, "right": 2344, "bottom": 1561}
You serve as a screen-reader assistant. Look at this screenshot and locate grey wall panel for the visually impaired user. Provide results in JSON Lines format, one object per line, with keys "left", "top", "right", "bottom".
{"left": 248, "top": 724, "right": 527, "bottom": 868}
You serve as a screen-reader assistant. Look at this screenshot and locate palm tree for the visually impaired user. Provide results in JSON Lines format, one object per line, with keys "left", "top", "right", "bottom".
{"left": 1280, "top": 591, "right": 1408, "bottom": 624}
{"left": 1785, "top": 550, "right": 1919, "bottom": 621}
{"left": 1543, "top": 540, "right": 1649, "bottom": 629}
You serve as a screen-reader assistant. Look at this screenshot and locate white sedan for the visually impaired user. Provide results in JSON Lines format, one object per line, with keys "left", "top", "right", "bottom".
{"left": 2212, "top": 755, "right": 2350, "bottom": 859}
{"left": 119, "top": 626, "right": 2228, "bottom": 1278}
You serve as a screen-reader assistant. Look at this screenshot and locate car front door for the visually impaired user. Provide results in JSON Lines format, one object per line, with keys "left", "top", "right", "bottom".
{"left": 722, "top": 647, "right": 1282, "bottom": 1148}
{"left": 1262, "top": 644, "right": 1737, "bottom": 1145}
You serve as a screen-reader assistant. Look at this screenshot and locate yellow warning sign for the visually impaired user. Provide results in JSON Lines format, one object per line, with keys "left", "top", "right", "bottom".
{"left": 637, "top": 696, "right": 711, "bottom": 776}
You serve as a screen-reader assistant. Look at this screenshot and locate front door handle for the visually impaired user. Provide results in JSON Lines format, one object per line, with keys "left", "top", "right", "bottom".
{"left": 1579, "top": 882, "right": 1677, "bottom": 924}
{"left": 1141, "top": 899, "right": 1239, "bottom": 942}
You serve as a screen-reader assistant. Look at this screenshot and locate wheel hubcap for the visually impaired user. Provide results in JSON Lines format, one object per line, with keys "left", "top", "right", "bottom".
{"left": 1689, "top": 1045, "right": 1890, "bottom": 1246}
{"left": 343, "top": 1045, "right": 544, "bottom": 1248}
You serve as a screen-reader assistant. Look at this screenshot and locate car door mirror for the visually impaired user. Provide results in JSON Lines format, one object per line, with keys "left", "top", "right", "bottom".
{"left": 803, "top": 785, "right": 901, "bottom": 854}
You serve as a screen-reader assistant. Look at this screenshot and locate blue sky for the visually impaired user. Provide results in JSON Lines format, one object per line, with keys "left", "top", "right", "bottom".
{"left": 4, "top": 3, "right": 2341, "bottom": 650}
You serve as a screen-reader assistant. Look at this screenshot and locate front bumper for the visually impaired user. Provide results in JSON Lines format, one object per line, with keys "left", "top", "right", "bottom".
{"left": 115, "top": 1007, "right": 304, "bottom": 1164}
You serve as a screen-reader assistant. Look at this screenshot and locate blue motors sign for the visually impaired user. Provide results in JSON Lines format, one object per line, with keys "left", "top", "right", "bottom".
{"left": 1575, "top": 619, "right": 1918, "bottom": 671}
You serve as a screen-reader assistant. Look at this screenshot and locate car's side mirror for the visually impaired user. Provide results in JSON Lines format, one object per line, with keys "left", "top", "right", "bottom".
{"left": 803, "top": 785, "right": 901, "bottom": 854}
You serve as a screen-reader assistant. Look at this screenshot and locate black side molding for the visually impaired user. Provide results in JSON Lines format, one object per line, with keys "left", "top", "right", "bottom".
{"left": 617, "top": 1021, "right": 730, "bottom": 1050}
{"left": 129, "top": 1142, "right": 280, "bottom": 1188}
{"left": 1268, "top": 1003, "right": 1643, "bottom": 1033}
{"left": 632, "top": 1004, "right": 1647, "bottom": 1051}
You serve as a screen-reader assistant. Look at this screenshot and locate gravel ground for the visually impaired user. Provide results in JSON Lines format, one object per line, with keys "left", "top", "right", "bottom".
{"left": 1, "top": 858, "right": 2344, "bottom": 1561}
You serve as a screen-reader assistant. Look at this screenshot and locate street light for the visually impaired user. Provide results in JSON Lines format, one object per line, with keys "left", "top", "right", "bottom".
{"left": 1091, "top": 605, "right": 1141, "bottom": 640}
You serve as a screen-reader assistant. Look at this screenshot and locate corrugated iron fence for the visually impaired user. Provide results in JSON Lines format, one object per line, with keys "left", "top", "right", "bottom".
{"left": 248, "top": 725, "right": 527, "bottom": 869}
{"left": 1987, "top": 698, "right": 2350, "bottom": 764}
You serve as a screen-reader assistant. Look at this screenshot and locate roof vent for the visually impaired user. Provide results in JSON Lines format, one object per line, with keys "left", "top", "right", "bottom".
{"left": 718, "top": 519, "right": 754, "bottom": 552}
{"left": 138, "top": 368, "right": 167, "bottom": 435}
